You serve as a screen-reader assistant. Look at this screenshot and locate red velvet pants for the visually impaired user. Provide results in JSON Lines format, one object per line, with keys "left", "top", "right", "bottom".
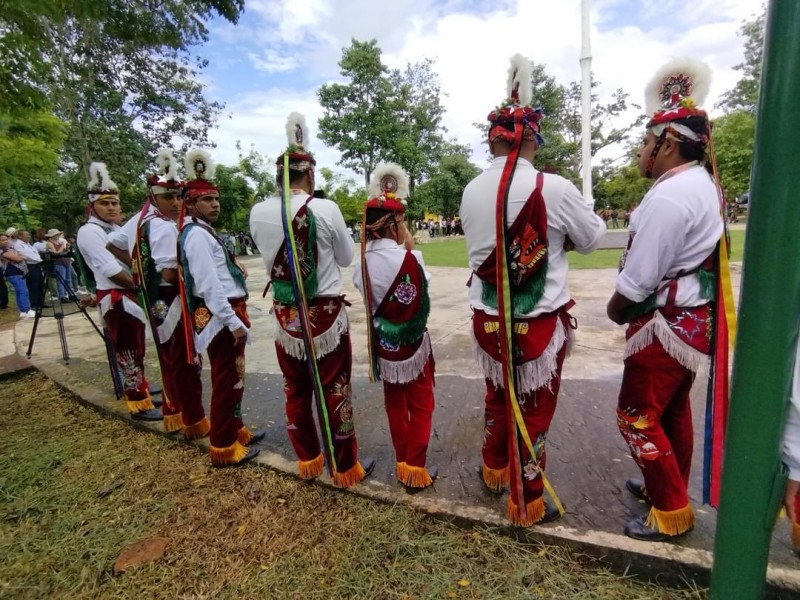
{"left": 275, "top": 332, "right": 359, "bottom": 475}
{"left": 159, "top": 315, "right": 206, "bottom": 431}
{"left": 482, "top": 346, "right": 566, "bottom": 510}
{"left": 382, "top": 357, "right": 435, "bottom": 470}
{"left": 103, "top": 297, "right": 151, "bottom": 413}
{"left": 617, "top": 339, "right": 695, "bottom": 512}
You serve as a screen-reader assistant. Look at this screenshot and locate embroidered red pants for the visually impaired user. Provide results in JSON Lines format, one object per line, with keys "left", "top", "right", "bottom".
{"left": 206, "top": 301, "right": 248, "bottom": 455}
{"left": 383, "top": 356, "right": 435, "bottom": 471}
{"left": 159, "top": 321, "right": 206, "bottom": 433}
{"left": 617, "top": 339, "right": 695, "bottom": 513}
{"left": 482, "top": 346, "right": 566, "bottom": 510}
{"left": 275, "top": 332, "right": 359, "bottom": 476}
{"left": 102, "top": 295, "right": 151, "bottom": 413}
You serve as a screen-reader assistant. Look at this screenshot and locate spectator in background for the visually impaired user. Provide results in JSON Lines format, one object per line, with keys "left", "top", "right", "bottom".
{"left": 0, "top": 232, "right": 34, "bottom": 318}
{"left": 610, "top": 209, "right": 619, "bottom": 229}
{"left": 14, "top": 230, "right": 44, "bottom": 310}
{"left": 45, "top": 229, "right": 72, "bottom": 302}
{"left": 623, "top": 209, "right": 631, "bottom": 229}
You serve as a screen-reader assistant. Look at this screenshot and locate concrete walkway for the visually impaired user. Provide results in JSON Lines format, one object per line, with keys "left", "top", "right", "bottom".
{"left": 7, "top": 253, "right": 800, "bottom": 596}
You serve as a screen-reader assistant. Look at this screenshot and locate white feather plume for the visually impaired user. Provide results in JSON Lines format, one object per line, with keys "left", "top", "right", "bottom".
{"left": 87, "top": 162, "right": 117, "bottom": 192}
{"left": 185, "top": 148, "right": 215, "bottom": 181}
{"left": 156, "top": 148, "right": 179, "bottom": 181}
{"left": 645, "top": 58, "right": 712, "bottom": 115}
{"left": 285, "top": 112, "right": 310, "bottom": 151}
{"left": 369, "top": 162, "right": 410, "bottom": 200}
{"left": 507, "top": 54, "right": 532, "bottom": 106}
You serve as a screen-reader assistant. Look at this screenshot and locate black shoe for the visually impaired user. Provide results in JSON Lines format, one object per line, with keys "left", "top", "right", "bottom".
{"left": 151, "top": 398, "right": 163, "bottom": 408}
{"left": 132, "top": 408, "right": 163, "bottom": 422}
{"left": 477, "top": 466, "right": 506, "bottom": 496}
{"left": 360, "top": 457, "right": 376, "bottom": 481}
{"left": 149, "top": 384, "right": 163, "bottom": 395}
{"left": 623, "top": 515, "right": 692, "bottom": 542}
{"left": 245, "top": 428, "right": 266, "bottom": 445}
{"left": 625, "top": 478, "right": 650, "bottom": 503}
{"left": 405, "top": 465, "right": 438, "bottom": 495}
{"left": 538, "top": 502, "right": 565, "bottom": 524}
{"left": 215, "top": 447, "right": 260, "bottom": 469}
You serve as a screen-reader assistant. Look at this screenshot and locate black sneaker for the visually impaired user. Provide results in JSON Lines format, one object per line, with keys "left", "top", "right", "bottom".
{"left": 132, "top": 408, "right": 163, "bottom": 422}
{"left": 405, "top": 466, "right": 438, "bottom": 495}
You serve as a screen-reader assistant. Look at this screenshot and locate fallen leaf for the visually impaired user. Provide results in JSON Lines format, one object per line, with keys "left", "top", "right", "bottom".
{"left": 236, "top": 525, "right": 246, "bottom": 536}
{"left": 277, "top": 498, "right": 287, "bottom": 505}
{"left": 97, "top": 480, "right": 125, "bottom": 498}
{"left": 458, "top": 579, "right": 471, "bottom": 588}
{"left": 446, "top": 592, "right": 457, "bottom": 599}
{"left": 413, "top": 563, "right": 428, "bottom": 574}
{"left": 113, "top": 537, "right": 170, "bottom": 575}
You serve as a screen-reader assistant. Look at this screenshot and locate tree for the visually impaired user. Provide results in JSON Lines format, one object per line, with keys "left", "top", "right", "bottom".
{"left": 411, "top": 153, "right": 480, "bottom": 219}
{"left": 712, "top": 110, "right": 756, "bottom": 199}
{"left": 318, "top": 40, "right": 397, "bottom": 188}
{"left": 718, "top": 6, "right": 766, "bottom": 114}
{"left": 318, "top": 167, "right": 366, "bottom": 226}
{"left": 215, "top": 163, "right": 254, "bottom": 231}
{"left": 593, "top": 159, "right": 651, "bottom": 210}
{"left": 236, "top": 143, "right": 276, "bottom": 200}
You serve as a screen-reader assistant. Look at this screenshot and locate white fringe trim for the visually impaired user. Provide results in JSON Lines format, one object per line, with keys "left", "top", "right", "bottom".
{"left": 379, "top": 332, "right": 432, "bottom": 384}
{"left": 98, "top": 293, "right": 146, "bottom": 325}
{"left": 624, "top": 310, "right": 709, "bottom": 373}
{"left": 156, "top": 296, "right": 182, "bottom": 343}
{"left": 195, "top": 315, "right": 224, "bottom": 355}
{"left": 472, "top": 319, "right": 568, "bottom": 394}
{"left": 273, "top": 307, "right": 349, "bottom": 360}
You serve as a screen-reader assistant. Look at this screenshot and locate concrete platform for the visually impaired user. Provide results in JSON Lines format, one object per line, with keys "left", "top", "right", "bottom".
{"left": 9, "top": 253, "right": 800, "bottom": 596}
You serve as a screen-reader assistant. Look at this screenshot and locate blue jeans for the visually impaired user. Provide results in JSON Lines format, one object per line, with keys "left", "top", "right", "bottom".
{"left": 6, "top": 275, "right": 30, "bottom": 312}
{"left": 55, "top": 264, "right": 70, "bottom": 299}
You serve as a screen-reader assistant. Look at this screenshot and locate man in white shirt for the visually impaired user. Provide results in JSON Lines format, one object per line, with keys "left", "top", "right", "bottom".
{"left": 10, "top": 229, "right": 44, "bottom": 310}
{"left": 606, "top": 59, "right": 725, "bottom": 542}
{"left": 76, "top": 162, "right": 161, "bottom": 421}
{"left": 250, "top": 112, "right": 374, "bottom": 488}
{"left": 352, "top": 163, "right": 437, "bottom": 494}
{"left": 461, "top": 55, "right": 605, "bottom": 528}
{"left": 178, "top": 149, "right": 260, "bottom": 468}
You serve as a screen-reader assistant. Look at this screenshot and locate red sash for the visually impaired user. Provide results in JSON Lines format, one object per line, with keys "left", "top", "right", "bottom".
{"left": 626, "top": 304, "right": 712, "bottom": 355}
{"left": 270, "top": 196, "right": 318, "bottom": 303}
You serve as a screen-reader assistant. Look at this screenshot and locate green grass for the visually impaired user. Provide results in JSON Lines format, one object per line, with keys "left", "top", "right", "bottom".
{"left": 419, "top": 229, "right": 746, "bottom": 270}
{"left": 0, "top": 373, "right": 705, "bottom": 599}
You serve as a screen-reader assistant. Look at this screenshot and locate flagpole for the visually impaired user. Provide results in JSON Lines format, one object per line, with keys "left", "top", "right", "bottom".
{"left": 580, "top": 0, "right": 593, "bottom": 207}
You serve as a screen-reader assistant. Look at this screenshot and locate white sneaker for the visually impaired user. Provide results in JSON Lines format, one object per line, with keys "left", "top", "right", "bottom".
{"left": 26, "top": 310, "right": 36, "bottom": 318}
{"left": 19, "top": 312, "right": 26, "bottom": 319}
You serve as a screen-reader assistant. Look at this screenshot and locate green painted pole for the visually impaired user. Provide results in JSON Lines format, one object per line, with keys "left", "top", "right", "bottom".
{"left": 14, "top": 184, "right": 30, "bottom": 231}
{"left": 710, "top": 1, "right": 800, "bottom": 597}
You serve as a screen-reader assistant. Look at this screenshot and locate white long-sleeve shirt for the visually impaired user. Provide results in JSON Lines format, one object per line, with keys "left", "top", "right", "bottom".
{"left": 13, "top": 239, "right": 42, "bottom": 264}
{"left": 181, "top": 217, "right": 247, "bottom": 352}
{"left": 76, "top": 216, "right": 127, "bottom": 290}
{"left": 460, "top": 156, "right": 606, "bottom": 317}
{"left": 352, "top": 238, "right": 430, "bottom": 312}
{"left": 109, "top": 206, "right": 179, "bottom": 275}
{"left": 616, "top": 164, "right": 723, "bottom": 307}
{"left": 249, "top": 193, "right": 354, "bottom": 297}
{"left": 783, "top": 337, "right": 800, "bottom": 480}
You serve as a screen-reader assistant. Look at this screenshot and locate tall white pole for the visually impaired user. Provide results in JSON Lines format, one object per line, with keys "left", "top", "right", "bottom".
{"left": 580, "top": 0, "right": 593, "bottom": 206}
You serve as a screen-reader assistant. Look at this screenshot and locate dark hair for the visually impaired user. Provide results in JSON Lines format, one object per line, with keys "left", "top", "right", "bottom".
{"left": 275, "top": 167, "right": 311, "bottom": 188}
{"left": 673, "top": 116, "right": 709, "bottom": 163}
{"left": 364, "top": 207, "right": 398, "bottom": 239}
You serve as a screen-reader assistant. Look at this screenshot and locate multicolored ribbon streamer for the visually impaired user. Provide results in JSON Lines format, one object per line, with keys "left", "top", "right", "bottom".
{"left": 494, "top": 124, "right": 564, "bottom": 520}
{"left": 176, "top": 202, "right": 199, "bottom": 365}
{"left": 280, "top": 155, "right": 337, "bottom": 476}
{"left": 361, "top": 210, "right": 381, "bottom": 383}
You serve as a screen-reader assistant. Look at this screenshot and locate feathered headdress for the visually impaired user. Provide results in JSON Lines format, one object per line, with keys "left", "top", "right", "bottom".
{"left": 183, "top": 148, "right": 219, "bottom": 199}
{"left": 645, "top": 58, "right": 712, "bottom": 128}
{"left": 277, "top": 112, "right": 316, "bottom": 172}
{"left": 488, "top": 54, "right": 544, "bottom": 146}
{"left": 367, "top": 162, "right": 410, "bottom": 206}
{"left": 148, "top": 148, "right": 183, "bottom": 194}
{"left": 87, "top": 162, "right": 119, "bottom": 202}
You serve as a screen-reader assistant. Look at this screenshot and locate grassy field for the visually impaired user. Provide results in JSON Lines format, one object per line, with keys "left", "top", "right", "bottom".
{"left": 0, "top": 372, "right": 705, "bottom": 599}
{"left": 419, "top": 229, "right": 745, "bottom": 270}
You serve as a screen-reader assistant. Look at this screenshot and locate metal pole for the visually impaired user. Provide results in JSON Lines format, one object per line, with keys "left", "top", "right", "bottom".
{"left": 710, "top": 1, "right": 800, "bottom": 597}
{"left": 579, "top": 0, "right": 593, "bottom": 207}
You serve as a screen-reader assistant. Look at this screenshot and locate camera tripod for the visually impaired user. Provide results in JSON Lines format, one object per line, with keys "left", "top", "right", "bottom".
{"left": 26, "top": 259, "right": 123, "bottom": 399}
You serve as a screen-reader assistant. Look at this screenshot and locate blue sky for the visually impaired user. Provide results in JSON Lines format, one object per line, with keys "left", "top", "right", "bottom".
{"left": 195, "top": 0, "right": 762, "bottom": 180}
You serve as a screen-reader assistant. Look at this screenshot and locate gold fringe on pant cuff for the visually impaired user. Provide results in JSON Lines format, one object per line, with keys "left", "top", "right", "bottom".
{"left": 402, "top": 464, "right": 433, "bottom": 488}
{"left": 163, "top": 412, "right": 183, "bottom": 433}
{"left": 507, "top": 496, "right": 545, "bottom": 527}
{"left": 482, "top": 464, "right": 510, "bottom": 492}
{"left": 237, "top": 426, "right": 253, "bottom": 446}
{"left": 333, "top": 461, "right": 367, "bottom": 489}
{"left": 126, "top": 395, "right": 155, "bottom": 414}
{"left": 792, "top": 521, "right": 800, "bottom": 552}
{"left": 209, "top": 441, "right": 249, "bottom": 466}
{"left": 299, "top": 454, "right": 324, "bottom": 479}
{"left": 396, "top": 462, "right": 408, "bottom": 483}
{"left": 645, "top": 504, "right": 695, "bottom": 536}
{"left": 182, "top": 417, "right": 210, "bottom": 440}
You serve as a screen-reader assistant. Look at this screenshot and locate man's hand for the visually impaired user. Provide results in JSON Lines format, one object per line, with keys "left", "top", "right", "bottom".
{"left": 563, "top": 236, "right": 575, "bottom": 253}
{"left": 785, "top": 479, "right": 800, "bottom": 523}
{"left": 399, "top": 222, "right": 414, "bottom": 250}
{"left": 607, "top": 291, "right": 635, "bottom": 325}
{"left": 232, "top": 326, "right": 247, "bottom": 346}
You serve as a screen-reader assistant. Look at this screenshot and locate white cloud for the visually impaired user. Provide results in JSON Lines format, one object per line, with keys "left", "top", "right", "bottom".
{"left": 207, "top": 0, "right": 762, "bottom": 180}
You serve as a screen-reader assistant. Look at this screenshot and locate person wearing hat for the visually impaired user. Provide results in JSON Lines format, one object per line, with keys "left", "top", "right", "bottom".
{"left": 44, "top": 228, "right": 72, "bottom": 302}
{"left": 606, "top": 59, "right": 729, "bottom": 541}
{"left": 249, "top": 113, "right": 375, "bottom": 488}
{"left": 107, "top": 149, "right": 211, "bottom": 439}
{"left": 460, "top": 55, "right": 605, "bottom": 527}
{"left": 12, "top": 230, "right": 44, "bottom": 310}
{"left": 76, "top": 162, "right": 162, "bottom": 421}
{"left": 177, "top": 149, "right": 261, "bottom": 468}
{"left": 0, "top": 230, "right": 34, "bottom": 318}
{"left": 352, "top": 162, "right": 437, "bottom": 494}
